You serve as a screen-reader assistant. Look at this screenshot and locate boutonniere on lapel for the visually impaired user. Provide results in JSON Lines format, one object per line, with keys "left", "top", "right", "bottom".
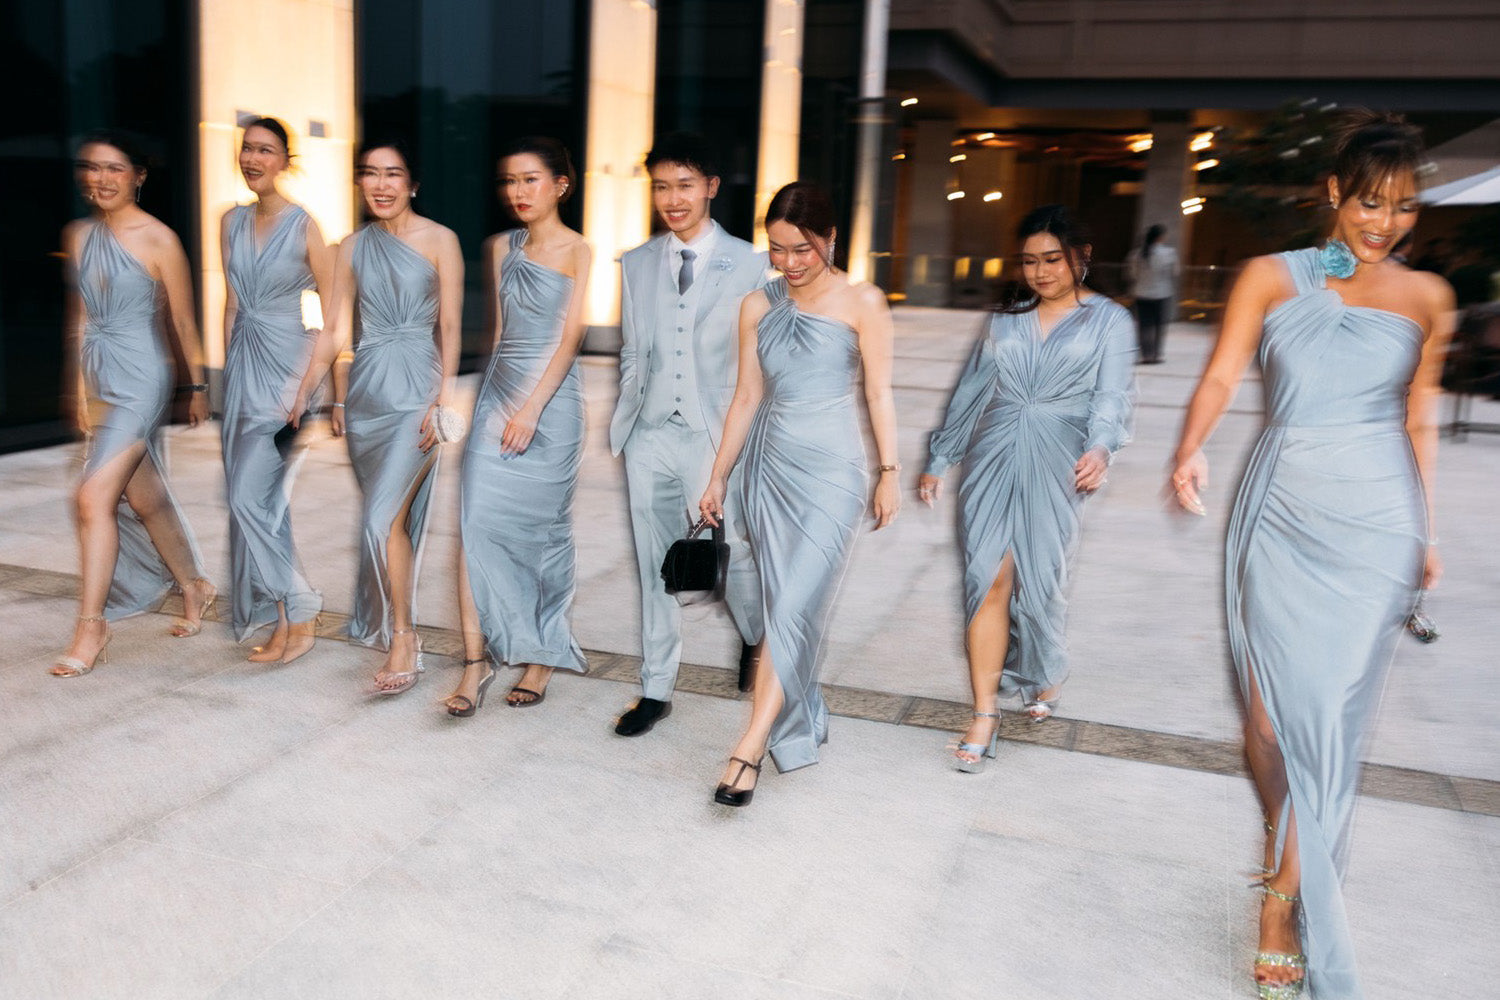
{"left": 712, "top": 256, "right": 735, "bottom": 273}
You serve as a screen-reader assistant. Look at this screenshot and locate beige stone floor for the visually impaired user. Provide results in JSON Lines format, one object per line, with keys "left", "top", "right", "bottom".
{"left": 2, "top": 311, "right": 1497, "bottom": 998}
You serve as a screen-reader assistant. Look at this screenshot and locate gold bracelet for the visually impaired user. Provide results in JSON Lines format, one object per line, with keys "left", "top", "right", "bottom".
{"left": 876, "top": 463, "right": 901, "bottom": 473}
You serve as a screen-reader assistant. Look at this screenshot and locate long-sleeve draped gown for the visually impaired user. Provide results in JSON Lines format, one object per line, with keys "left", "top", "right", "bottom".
{"left": 923, "top": 296, "right": 1135, "bottom": 702}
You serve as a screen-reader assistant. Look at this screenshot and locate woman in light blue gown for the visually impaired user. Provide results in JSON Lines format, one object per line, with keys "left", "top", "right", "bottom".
{"left": 1171, "top": 113, "right": 1452, "bottom": 999}
{"left": 292, "top": 138, "right": 463, "bottom": 694}
{"left": 220, "top": 117, "right": 333, "bottom": 664}
{"left": 442, "top": 137, "right": 591, "bottom": 717}
{"left": 919, "top": 205, "right": 1134, "bottom": 772}
{"left": 698, "top": 182, "right": 900, "bottom": 806}
{"left": 52, "top": 132, "right": 214, "bottom": 678}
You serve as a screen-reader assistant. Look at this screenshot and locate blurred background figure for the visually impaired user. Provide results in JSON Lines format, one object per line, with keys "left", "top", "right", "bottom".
{"left": 919, "top": 204, "right": 1134, "bottom": 771}
{"left": 1126, "top": 223, "right": 1179, "bottom": 364}
{"left": 1169, "top": 112, "right": 1453, "bottom": 1000}
{"left": 53, "top": 130, "right": 214, "bottom": 678}
{"left": 221, "top": 116, "right": 334, "bottom": 665}
{"left": 698, "top": 182, "right": 900, "bottom": 807}
{"left": 293, "top": 137, "right": 462, "bottom": 696}
{"left": 443, "top": 137, "right": 591, "bottom": 717}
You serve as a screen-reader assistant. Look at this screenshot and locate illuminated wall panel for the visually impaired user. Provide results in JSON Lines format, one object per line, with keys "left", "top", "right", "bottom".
{"left": 754, "top": 0, "right": 805, "bottom": 248}
{"left": 196, "top": 0, "right": 357, "bottom": 373}
{"left": 582, "top": 0, "right": 658, "bottom": 336}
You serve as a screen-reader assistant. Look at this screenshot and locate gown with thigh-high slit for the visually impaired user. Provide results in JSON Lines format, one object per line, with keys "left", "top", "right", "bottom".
{"left": 923, "top": 297, "right": 1135, "bottom": 701}
{"left": 1226, "top": 248, "right": 1426, "bottom": 999}
{"left": 460, "top": 229, "right": 586, "bottom": 672}
{"left": 344, "top": 224, "right": 443, "bottom": 648}
{"left": 75, "top": 221, "right": 206, "bottom": 618}
{"left": 220, "top": 204, "right": 322, "bottom": 639}
{"left": 736, "top": 278, "right": 868, "bottom": 772}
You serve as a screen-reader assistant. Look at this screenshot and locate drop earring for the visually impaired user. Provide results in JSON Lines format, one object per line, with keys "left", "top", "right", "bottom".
{"left": 135, "top": 184, "right": 142, "bottom": 203}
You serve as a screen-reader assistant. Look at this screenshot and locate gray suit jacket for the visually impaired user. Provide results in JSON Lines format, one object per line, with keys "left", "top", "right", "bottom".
{"left": 610, "top": 229, "right": 767, "bottom": 455}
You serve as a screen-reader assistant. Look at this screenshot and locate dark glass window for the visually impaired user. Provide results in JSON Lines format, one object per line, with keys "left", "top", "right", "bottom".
{"left": 359, "top": 0, "right": 590, "bottom": 366}
{"left": 0, "top": 0, "right": 192, "bottom": 452}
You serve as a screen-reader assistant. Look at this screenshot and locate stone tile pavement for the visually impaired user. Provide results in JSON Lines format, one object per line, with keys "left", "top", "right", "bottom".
{"left": 1, "top": 310, "right": 1497, "bottom": 998}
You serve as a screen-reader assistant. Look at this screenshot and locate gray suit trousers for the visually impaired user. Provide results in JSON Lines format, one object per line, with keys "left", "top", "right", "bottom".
{"left": 623, "top": 416, "right": 761, "bottom": 700}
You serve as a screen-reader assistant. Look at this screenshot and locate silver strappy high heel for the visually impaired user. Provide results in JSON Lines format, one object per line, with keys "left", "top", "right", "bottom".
{"left": 952, "top": 711, "right": 1000, "bottom": 773}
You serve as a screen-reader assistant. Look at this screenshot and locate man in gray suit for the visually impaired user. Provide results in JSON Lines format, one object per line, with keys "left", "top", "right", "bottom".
{"left": 610, "top": 133, "right": 766, "bottom": 736}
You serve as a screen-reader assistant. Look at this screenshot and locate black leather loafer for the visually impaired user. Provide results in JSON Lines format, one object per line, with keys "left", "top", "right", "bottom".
{"left": 614, "top": 697, "right": 672, "bottom": 736}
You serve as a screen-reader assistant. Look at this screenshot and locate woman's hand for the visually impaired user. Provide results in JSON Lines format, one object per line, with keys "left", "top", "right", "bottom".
{"left": 1422, "top": 545, "right": 1443, "bottom": 590}
{"left": 1169, "top": 449, "right": 1208, "bottom": 515}
{"left": 872, "top": 472, "right": 901, "bottom": 529}
{"left": 330, "top": 403, "right": 346, "bottom": 438}
{"left": 1074, "top": 447, "right": 1110, "bottom": 493}
{"left": 917, "top": 473, "right": 942, "bottom": 507}
{"left": 287, "top": 385, "right": 311, "bottom": 429}
{"left": 499, "top": 401, "right": 540, "bottom": 456}
{"left": 418, "top": 403, "right": 442, "bottom": 453}
{"left": 698, "top": 477, "right": 728, "bottom": 527}
{"left": 186, "top": 391, "right": 209, "bottom": 428}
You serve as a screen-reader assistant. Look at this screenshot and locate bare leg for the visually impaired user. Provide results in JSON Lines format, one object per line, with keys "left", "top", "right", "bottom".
{"left": 445, "top": 554, "right": 493, "bottom": 709}
{"left": 1245, "top": 671, "right": 1304, "bottom": 989}
{"left": 956, "top": 552, "right": 1015, "bottom": 763}
{"left": 57, "top": 441, "right": 149, "bottom": 671}
{"left": 374, "top": 456, "right": 434, "bottom": 690}
{"left": 120, "top": 453, "right": 214, "bottom": 630}
{"left": 718, "top": 650, "right": 785, "bottom": 792}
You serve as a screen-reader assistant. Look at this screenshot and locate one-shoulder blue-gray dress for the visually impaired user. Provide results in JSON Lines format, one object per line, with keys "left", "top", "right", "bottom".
{"left": 460, "top": 230, "right": 586, "bottom": 672}
{"left": 924, "top": 297, "right": 1135, "bottom": 701}
{"left": 1227, "top": 248, "right": 1426, "bottom": 999}
{"left": 737, "top": 278, "right": 868, "bottom": 772}
{"left": 344, "top": 224, "right": 443, "bottom": 649}
{"left": 221, "top": 204, "right": 321, "bottom": 639}
{"left": 76, "top": 221, "right": 206, "bottom": 618}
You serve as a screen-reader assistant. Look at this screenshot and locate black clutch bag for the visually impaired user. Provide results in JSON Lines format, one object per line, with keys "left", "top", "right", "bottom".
{"left": 661, "top": 514, "right": 729, "bottom": 603}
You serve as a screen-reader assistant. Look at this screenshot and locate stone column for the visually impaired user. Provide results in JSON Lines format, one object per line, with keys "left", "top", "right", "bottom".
{"left": 581, "top": 0, "right": 659, "bottom": 352}
{"left": 1134, "top": 113, "right": 1194, "bottom": 261}
{"left": 753, "top": 0, "right": 806, "bottom": 247}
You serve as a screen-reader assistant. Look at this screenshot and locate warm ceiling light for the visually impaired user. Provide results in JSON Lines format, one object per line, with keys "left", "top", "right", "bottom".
{"left": 900, "top": 97, "right": 918, "bottom": 107}
{"left": 891, "top": 151, "right": 906, "bottom": 161}
{"left": 1127, "top": 136, "right": 1154, "bottom": 153}
{"left": 949, "top": 154, "right": 967, "bottom": 163}
{"left": 947, "top": 190, "right": 966, "bottom": 200}
{"left": 1190, "top": 131, "right": 1215, "bottom": 152}
{"left": 1182, "top": 203, "right": 1204, "bottom": 215}
{"left": 1194, "top": 158, "right": 1220, "bottom": 171}
{"left": 1181, "top": 196, "right": 1205, "bottom": 208}
{"left": 983, "top": 191, "right": 1002, "bottom": 202}
{"left": 974, "top": 132, "right": 996, "bottom": 141}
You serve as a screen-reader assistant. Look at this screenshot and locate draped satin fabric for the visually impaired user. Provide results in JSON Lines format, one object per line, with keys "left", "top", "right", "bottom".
{"left": 220, "top": 204, "right": 321, "bottom": 638}
{"left": 737, "top": 279, "right": 869, "bottom": 772}
{"left": 76, "top": 222, "right": 205, "bottom": 618}
{"left": 460, "top": 229, "right": 586, "bottom": 672}
{"left": 925, "top": 298, "right": 1135, "bottom": 701}
{"left": 1226, "top": 248, "right": 1426, "bottom": 999}
{"left": 344, "top": 224, "right": 443, "bottom": 649}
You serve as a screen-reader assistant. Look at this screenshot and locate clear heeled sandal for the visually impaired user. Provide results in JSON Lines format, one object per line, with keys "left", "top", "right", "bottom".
{"left": 374, "top": 627, "right": 424, "bottom": 695}
{"left": 51, "top": 614, "right": 112, "bottom": 677}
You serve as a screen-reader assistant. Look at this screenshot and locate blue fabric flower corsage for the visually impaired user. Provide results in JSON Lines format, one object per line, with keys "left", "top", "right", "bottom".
{"left": 1319, "top": 239, "right": 1357, "bottom": 279}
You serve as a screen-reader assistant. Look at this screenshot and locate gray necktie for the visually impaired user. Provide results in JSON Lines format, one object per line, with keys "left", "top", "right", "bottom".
{"left": 679, "top": 248, "right": 696, "bottom": 295}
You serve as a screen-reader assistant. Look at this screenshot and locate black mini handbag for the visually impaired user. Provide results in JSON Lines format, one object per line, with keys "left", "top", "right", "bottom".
{"left": 661, "top": 514, "right": 729, "bottom": 603}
